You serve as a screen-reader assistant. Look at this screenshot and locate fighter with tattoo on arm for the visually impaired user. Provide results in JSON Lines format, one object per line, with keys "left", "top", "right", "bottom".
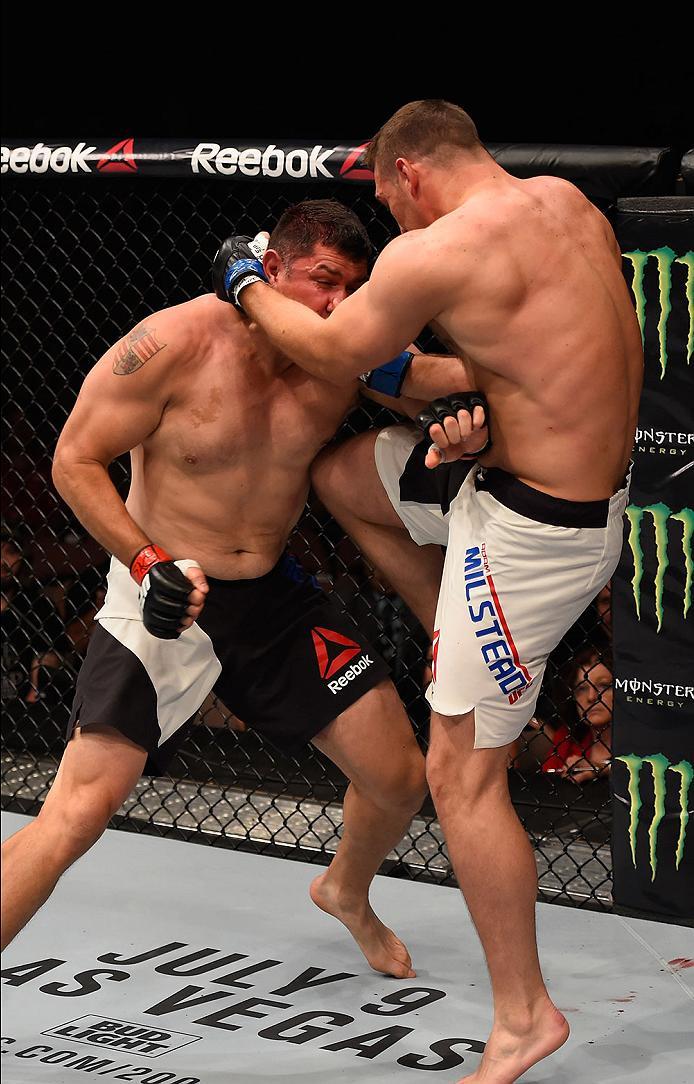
{"left": 1, "top": 201, "right": 485, "bottom": 980}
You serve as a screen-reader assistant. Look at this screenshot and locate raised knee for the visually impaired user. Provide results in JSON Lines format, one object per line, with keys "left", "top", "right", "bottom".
{"left": 310, "top": 447, "right": 338, "bottom": 499}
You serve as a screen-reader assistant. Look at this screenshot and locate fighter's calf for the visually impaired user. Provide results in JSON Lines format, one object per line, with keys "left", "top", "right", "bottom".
{"left": 36, "top": 725, "right": 147, "bottom": 866}
{"left": 1, "top": 724, "right": 147, "bottom": 949}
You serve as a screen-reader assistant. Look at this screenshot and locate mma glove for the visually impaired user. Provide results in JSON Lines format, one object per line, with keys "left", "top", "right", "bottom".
{"left": 213, "top": 233, "right": 269, "bottom": 313}
{"left": 130, "top": 544, "right": 199, "bottom": 640}
{"left": 415, "top": 392, "right": 492, "bottom": 459}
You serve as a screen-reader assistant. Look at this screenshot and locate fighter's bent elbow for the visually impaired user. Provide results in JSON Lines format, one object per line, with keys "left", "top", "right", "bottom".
{"left": 51, "top": 447, "right": 100, "bottom": 499}
{"left": 51, "top": 449, "right": 73, "bottom": 498}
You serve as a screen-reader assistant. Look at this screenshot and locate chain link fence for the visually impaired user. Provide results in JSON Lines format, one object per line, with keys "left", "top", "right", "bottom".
{"left": 2, "top": 176, "right": 614, "bottom": 908}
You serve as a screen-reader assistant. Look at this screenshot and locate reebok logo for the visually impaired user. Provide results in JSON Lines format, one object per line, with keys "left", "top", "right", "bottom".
{"left": 311, "top": 626, "right": 374, "bottom": 692}
{"left": 339, "top": 142, "right": 374, "bottom": 181}
{"left": 191, "top": 143, "right": 334, "bottom": 178}
{"left": 327, "top": 655, "right": 374, "bottom": 693}
{"left": 311, "top": 627, "right": 361, "bottom": 680}
{"left": 1, "top": 141, "right": 96, "bottom": 174}
{"left": 97, "top": 138, "right": 137, "bottom": 173}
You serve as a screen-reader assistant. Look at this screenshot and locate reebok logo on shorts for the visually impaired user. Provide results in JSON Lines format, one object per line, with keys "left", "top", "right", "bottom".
{"left": 311, "top": 627, "right": 361, "bottom": 680}
{"left": 464, "top": 544, "right": 533, "bottom": 703}
{"left": 311, "top": 627, "right": 373, "bottom": 693}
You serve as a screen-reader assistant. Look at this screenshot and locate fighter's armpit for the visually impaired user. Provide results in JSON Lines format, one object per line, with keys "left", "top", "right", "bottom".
{"left": 112, "top": 324, "right": 167, "bottom": 376}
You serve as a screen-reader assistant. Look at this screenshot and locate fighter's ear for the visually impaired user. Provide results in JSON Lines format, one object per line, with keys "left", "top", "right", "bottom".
{"left": 263, "top": 248, "right": 283, "bottom": 283}
{"left": 395, "top": 157, "right": 419, "bottom": 197}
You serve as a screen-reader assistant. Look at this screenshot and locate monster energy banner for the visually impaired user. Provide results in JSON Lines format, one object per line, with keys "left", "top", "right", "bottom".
{"left": 611, "top": 199, "right": 694, "bottom": 922}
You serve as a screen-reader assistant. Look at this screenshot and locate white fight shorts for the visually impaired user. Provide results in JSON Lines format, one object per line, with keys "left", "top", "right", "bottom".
{"left": 375, "top": 426, "right": 631, "bottom": 748}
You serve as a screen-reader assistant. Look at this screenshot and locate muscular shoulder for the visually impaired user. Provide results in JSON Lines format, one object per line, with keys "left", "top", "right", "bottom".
{"left": 519, "top": 175, "right": 608, "bottom": 234}
{"left": 142, "top": 293, "right": 236, "bottom": 354}
{"left": 111, "top": 294, "right": 242, "bottom": 378}
{"left": 373, "top": 227, "right": 459, "bottom": 299}
{"left": 525, "top": 177, "right": 620, "bottom": 258}
{"left": 459, "top": 176, "right": 610, "bottom": 255}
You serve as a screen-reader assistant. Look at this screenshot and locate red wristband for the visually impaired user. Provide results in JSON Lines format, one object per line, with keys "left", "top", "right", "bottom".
{"left": 130, "top": 543, "right": 172, "bottom": 585}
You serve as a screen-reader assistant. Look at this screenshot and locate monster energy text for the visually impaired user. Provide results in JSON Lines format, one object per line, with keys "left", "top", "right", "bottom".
{"left": 623, "top": 246, "right": 693, "bottom": 378}
{"left": 615, "top": 677, "right": 693, "bottom": 713}
{"left": 625, "top": 503, "right": 693, "bottom": 630}
{"left": 616, "top": 754, "right": 693, "bottom": 881}
{"left": 634, "top": 428, "right": 693, "bottom": 457}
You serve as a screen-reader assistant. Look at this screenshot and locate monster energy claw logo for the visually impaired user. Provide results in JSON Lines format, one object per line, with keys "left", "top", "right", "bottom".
{"left": 616, "top": 754, "right": 693, "bottom": 881}
{"left": 625, "top": 503, "right": 693, "bottom": 631}
{"left": 623, "top": 246, "right": 693, "bottom": 378}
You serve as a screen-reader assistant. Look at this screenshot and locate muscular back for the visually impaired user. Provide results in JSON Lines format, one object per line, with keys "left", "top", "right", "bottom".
{"left": 431, "top": 177, "right": 643, "bottom": 498}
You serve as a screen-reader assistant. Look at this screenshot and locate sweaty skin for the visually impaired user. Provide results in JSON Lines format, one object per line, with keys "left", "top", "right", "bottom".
{"left": 53, "top": 296, "right": 472, "bottom": 582}
{"left": 54, "top": 296, "right": 356, "bottom": 581}
{"left": 240, "top": 174, "right": 644, "bottom": 500}
{"left": 30, "top": 241, "right": 473, "bottom": 979}
{"left": 238, "top": 151, "right": 644, "bottom": 1084}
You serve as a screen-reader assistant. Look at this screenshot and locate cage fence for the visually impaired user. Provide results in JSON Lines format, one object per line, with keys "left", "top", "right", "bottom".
{"left": 2, "top": 176, "right": 614, "bottom": 909}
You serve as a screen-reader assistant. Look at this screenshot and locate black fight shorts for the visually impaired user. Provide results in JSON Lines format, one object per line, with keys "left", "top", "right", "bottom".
{"left": 68, "top": 553, "right": 389, "bottom": 770}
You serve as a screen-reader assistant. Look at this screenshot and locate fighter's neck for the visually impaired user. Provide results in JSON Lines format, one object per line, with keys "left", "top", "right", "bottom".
{"left": 246, "top": 320, "right": 294, "bottom": 375}
{"left": 424, "top": 161, "right": 509, "bottom": 220}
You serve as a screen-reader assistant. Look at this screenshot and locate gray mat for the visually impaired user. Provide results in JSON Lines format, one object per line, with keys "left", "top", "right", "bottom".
{"left": 2, "top": 813, "right": 692, "bottom": 1083}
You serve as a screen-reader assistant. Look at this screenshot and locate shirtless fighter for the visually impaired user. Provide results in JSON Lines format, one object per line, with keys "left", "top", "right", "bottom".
{"left": 217, "top": 102, "right": 644, "bottom": 1082}
{"left": 1, "top": 200, "right": 481, "bottom": 969}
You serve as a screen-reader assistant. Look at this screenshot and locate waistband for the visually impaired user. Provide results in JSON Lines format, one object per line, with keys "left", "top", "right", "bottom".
{"left": 205, "top": 551, "right": 318, "bottom": 591}
{"left": 474, "top": 466, "right": 630, "bottom": 528}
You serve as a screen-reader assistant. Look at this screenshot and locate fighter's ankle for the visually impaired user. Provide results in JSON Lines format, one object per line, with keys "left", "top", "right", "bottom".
{"left": 493, "top": 994, "right": 559, "bottom": 1032}
{"left": 311, "top": 873, "right": 368, "bottom": 913}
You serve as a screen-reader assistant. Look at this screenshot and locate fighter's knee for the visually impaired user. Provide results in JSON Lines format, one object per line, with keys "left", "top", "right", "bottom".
{"left": 395, "top": 757, "right": 428, "bottom": 815}
{"left": 425, "top": 751, "right": 452, "bottom": 806}
{"left": 376, "top": 753, "right": 428, "bottom": 816}
{"left": 426, "top": 751, "right": 476, "bottom": 809}
{"left": 426, "top": 749, "right": 507, "bottom": 812}
{"left": 310, "top": 446, "right": 340, "bottom": 502}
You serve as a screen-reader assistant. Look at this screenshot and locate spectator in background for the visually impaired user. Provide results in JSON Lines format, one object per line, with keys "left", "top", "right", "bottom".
{"left": 544, "top": 642, "right": 613, "bottom": 783}
{"left": 511, "top": 638, "right": 614, "bottom": 784}
{"left": 1, "top": 534, "right": 67, "bottom": 704}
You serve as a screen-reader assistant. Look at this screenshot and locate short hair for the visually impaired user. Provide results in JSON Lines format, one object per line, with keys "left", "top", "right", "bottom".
{"left": 572, "top": 641, "right": 614, "bottom": 687}
{"left": 268, "top": 200, "right": 372, "bottom": 268}
{"left": 364, "top": 100, "right": 483, "bottom": 175}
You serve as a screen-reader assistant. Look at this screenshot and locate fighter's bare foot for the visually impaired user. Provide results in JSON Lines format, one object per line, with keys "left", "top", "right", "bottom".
{"left": 458, "top": 1004, "right": 569, "bottom": 1083}
{"left": 310, "top": 871, "right": 415, "bottom": 979}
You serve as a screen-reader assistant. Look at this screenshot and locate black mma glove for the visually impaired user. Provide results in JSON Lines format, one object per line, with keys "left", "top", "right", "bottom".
{"left": 213, "top": 233, "right": 269, "bottom": 312}
{"left": 130, "top": 544, "right": 199, "bottom": 640}
{"left": 415, "top": 392, "right": 492, "bottom": 459}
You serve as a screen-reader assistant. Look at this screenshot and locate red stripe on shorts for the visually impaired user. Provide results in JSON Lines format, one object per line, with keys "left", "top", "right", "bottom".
{"left": 485, "top": 572, "right": 532, "bottom": 685}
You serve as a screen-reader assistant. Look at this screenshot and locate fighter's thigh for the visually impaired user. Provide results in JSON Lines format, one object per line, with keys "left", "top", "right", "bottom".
{"left": 41, "top": 724, "right": 147, "bottom": 829}
{"left": 312, "top": 679, "right": 426, "bottom": 800}
{"left": 311, "top": 432, "right": 405, "bottom": 528}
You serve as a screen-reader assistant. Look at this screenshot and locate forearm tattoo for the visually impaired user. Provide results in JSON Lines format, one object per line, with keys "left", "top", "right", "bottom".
{"left": 112, "top": 325, "right": 166, "bottom": 375}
